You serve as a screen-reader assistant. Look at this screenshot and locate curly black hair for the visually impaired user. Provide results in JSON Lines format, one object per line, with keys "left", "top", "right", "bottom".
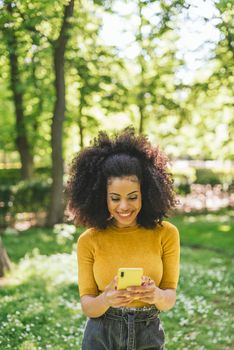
{"left": 66, "top": 126, "right": 177, "bottom": 229}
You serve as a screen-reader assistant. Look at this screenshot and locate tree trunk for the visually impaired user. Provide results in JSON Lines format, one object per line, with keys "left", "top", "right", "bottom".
{"left": 138, "top": 103, "right": 145, "bottom": 134}
{"left": 46, "top": 0, "right": 74, "bottom": 226}
{"left": 0, "top": 237, "right": 11, "bottom": 277}
{"left": 6, "top": 3, "right": 34, "bottom": 179}
{"left": 137, "top": 0, "right": 146, "bottom": 135}
{"left": 78, "top": 116, "right": 84, "bottom": 149}
{"left": 78, "top": 95, "right": 84, "bottom": 149}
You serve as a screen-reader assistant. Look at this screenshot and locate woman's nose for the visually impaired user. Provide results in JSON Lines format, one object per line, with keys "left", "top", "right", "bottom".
{"left": 119, "top": 200, "right": 129, "bottom": 210}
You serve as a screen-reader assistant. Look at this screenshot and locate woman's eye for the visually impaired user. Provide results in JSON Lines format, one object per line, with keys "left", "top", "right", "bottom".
{"left": 111, "top": 197, "right": 137, "bottom": 201}
{"left": 111, "top": 198, "right": 120, "bottom": 201}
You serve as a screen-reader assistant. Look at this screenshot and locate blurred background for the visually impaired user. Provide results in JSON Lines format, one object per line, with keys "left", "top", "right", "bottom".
{"left": 0, "top": 0, "right": 233, "bottom": 349}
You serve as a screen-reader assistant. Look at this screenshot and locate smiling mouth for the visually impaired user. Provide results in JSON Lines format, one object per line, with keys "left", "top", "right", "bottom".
{"left": 117, "top": 211, "right": 133, "bottom": 218}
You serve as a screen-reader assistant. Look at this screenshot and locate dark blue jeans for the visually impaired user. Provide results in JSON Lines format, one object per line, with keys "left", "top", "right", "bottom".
{"left": 82, "top": 305, "right": 165, "bottom": 350}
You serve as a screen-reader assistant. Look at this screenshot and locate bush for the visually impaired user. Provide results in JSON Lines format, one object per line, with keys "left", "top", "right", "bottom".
{"left": 0, "top": 168, "right": 21, "bottom": 186}
{"left": 0, "top": 179, "right": 51, "bottom": 226}
{"left": 0, "top": 185, "right": 13, "bottom": 227}
{"left": 176, "top": 183, "right": 191, "bottom": 195}
{"left": 195, "top": 168, "right": 234, "bottom": 188}
{"left": 0, "top": 167, "right": 52, "bottom": 186}
{"left": 173, "top": 167, "right": 196, "bottom": 195}
{"left": 11, "top": 179, "right": 52, "bottom": 213}
{"left": 35, "top": 167, "right": 52, "bottom": 178}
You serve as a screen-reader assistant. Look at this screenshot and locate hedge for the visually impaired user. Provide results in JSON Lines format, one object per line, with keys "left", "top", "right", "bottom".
{"left": 0, "top": 179, "right": 51, "bottom": 227}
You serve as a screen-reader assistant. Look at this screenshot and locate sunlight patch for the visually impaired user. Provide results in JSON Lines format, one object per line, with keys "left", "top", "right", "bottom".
{"left": 9, "top": 251, "right": 77, "bottom": 289}
{"left": 218, "top": 224, "right": 231, "bottom": 233}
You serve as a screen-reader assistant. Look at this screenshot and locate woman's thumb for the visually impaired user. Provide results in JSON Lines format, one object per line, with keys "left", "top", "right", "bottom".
{"left": 112, "top": 275, "right": 118, "bottom": 289}
{"left": 106, "top": 276, "right": 118, "bottom": 290}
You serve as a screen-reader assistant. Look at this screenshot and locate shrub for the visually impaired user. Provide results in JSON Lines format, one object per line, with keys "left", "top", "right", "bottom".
{"left": 173, "top": 167, "right": 196, "bottom": 195}
{"left": 0, "top": 185, "right": 13, "bottom": 227}
{"left": 0, "top": 168, "right": 21, "bottom": 186}
{"left": 0, "top": 179, "right": 52, "bottom": 226}
{"left": 11, "top": 179, "right": 52, "bottom": 214}
{"left": 0, "top": 167, "right": 52, "bottom": 186}
{"left": 195, "top": 168, "right": 234, "bottom": 188}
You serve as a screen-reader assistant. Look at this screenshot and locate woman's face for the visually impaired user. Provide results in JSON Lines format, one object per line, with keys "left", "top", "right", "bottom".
{"left": 107, "top": 175, "right": 142, "bottom": 228}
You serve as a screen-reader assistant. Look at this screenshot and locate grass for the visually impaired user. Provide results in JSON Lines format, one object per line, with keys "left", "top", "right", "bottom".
{"left": 0, "top": 211, "right": 233, "bottom": 350}
{"left": 170, "top": 209, "right": 234, "bottom": 256}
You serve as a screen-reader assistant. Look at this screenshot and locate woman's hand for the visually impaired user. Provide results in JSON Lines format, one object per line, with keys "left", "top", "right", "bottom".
{"left": 103, "top": 276, "right": 135, "bottom": 308}
{"left": 126, "top": 275, "right": 162, "bottom": 305}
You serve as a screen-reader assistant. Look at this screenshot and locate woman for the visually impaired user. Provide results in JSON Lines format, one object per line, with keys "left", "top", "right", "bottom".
{"left": 66, "top": 127, "right": 180, "bottom": 350}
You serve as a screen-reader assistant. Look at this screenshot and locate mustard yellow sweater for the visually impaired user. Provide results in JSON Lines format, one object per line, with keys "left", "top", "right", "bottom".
{"left": 77, "top": 221, "right": 180, "bottom": 307}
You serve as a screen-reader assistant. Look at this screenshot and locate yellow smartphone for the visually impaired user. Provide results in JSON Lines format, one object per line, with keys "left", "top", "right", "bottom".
{"left": 117, "top": 267, "right": 144, "bottom": 290}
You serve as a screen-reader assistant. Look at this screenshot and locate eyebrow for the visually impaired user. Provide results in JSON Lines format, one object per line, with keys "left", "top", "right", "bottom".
{"left": 109, "top": 191, "right": 139, "bottom": 196}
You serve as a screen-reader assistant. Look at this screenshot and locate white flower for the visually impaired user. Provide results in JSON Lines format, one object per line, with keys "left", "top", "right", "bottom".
{"left": 3, "top": 227, "right": 18, "bottom": 235}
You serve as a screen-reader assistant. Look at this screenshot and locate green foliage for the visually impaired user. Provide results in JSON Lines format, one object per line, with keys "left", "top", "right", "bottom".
{"left": 64, "top": 1, "right": 129, "bottom": 149}
{"left": 195, "top": 168, "right": 221, "bottom": 186}
{"left": 176, "top": 0, "right": 234, "bottom": 161}
{"left": 175, "top": 182, "right": 191, "bottom": 195}
{"left": 0, "top": 168, "right": 21, "bottom": 186}
{"left": 11, "top": 179, "right": 51, "bottom": 213}
{"left": 0, "top": 168, "right": 51, "bottom": 185}
{"left": 0, "top": 185, "right": 13, "bottom": 226}
{"left": 173, "top": 167, "right": 196, "bottom": 195}
{"left": 0, "top": 82, "right": 16, "bottom": 152}
{"left": 195, "top": 167, "right": 234, "bottom": 187}
{"left": 0, "top": 0, "right": 233, "bottom": 169}
{"left": 213, "top": 0, "right": 233, "bottom": 91}
{"left": 33, "top": 167, "right": 52, "bottom": 178}
{"left": 0, "top": 179, "right": 51, "bottom": 227}
{"left": 127, "top": 0, "right": 186, "bottom": 133}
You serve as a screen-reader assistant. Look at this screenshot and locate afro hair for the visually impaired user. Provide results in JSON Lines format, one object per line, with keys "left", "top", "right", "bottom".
{"left": 66, "top": 126, "right": 177, "bottom": 229}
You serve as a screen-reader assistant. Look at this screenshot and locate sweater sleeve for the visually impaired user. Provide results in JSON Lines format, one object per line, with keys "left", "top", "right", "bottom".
{"left": 159, "top": 223, "right": 180, "bottom": 289}
{"left": 77, "top": 229, "right": 99, "bottom": 297}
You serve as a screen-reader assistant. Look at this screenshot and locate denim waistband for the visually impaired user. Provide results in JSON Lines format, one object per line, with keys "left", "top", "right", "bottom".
{"left": 104, "top": 305, "right": 160, "bottom": 321}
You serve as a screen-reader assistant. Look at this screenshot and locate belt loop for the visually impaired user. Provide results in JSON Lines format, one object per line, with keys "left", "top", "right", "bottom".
{"left": 146, "top": 318, "right": 151, "bottom": 327}
{"left": 127, "top": 313, "right": 136, "bottom": 350}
